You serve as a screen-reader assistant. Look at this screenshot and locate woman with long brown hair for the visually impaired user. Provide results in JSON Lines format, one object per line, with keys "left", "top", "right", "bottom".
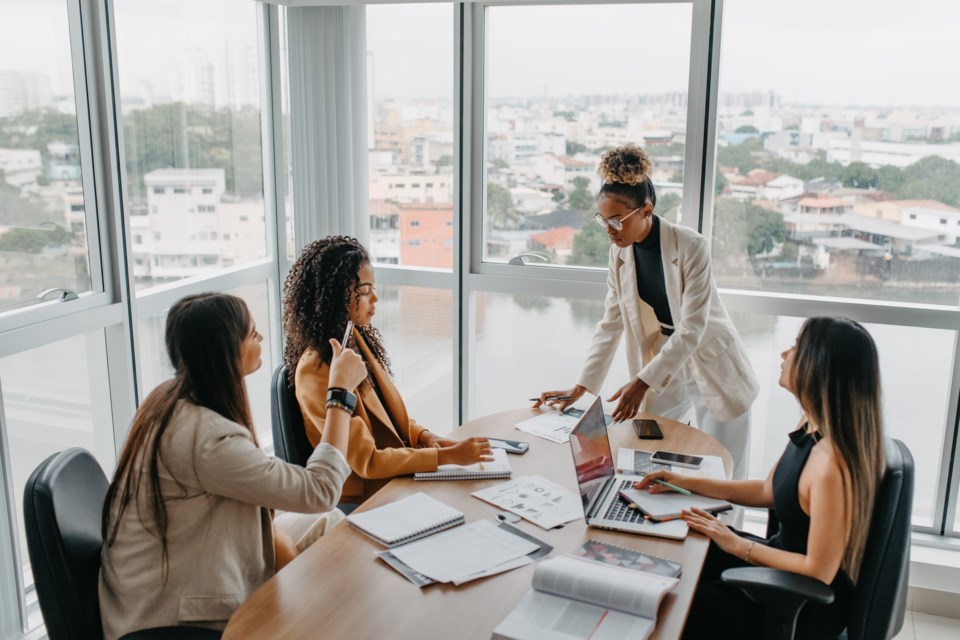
{"left": 99, "top": 292, "right": 366, "bottom": 640}
{"left": 636, "top": 316, "right": 885, "bottom": 639}
{"left": 284, "top": 236, "right": 492, "bottom": 506}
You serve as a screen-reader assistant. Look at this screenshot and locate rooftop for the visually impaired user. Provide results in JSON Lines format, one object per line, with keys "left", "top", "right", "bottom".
{"left": 144, "top": 168, "right": 225, "bottom": 185}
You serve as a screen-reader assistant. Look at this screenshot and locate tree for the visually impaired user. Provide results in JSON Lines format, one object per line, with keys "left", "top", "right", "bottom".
{"left": 714, "top": 172, "right": 729, "bottom": 196}
{"left": 490, "top": 158, "right": 509, "bottom": 169}
{"left": 668, "top": 171, "right": 684, "bottom": 183}
{"left": 840, "top": 162, "right": 879, "bottom": 189}
{"left": 0, "top": 225, "right": 71, "bottom": 253}
{"left": 566, "top": 141, "right": 588, "bottom": 155}
{"left": 655, "top": 193, "right": 681, "bottom": 222}
{"left": 486, "top": 182, "right": 520, "bottom": 229}
{"left": 735, "top": 125, "right": 760, "bottom": 134}
{"left": 712, "top": 199, "right": 787, "bottom": 267}
{"left": 569, "top": 222, "right": 609, "bottom": 267}
{"left": 567, "top": 176, "right": 595, "bottom": 210}
{"left": 551, "top": 190, "right": 566, "bottom": 204}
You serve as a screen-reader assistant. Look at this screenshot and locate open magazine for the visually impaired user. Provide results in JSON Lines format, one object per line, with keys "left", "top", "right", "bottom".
{"left": 492, "top": 555, "right": 678, "bottom": 640}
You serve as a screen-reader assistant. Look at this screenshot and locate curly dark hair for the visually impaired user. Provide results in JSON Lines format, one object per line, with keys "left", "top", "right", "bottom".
{"left": 282, "top": 236, "right": 391, "bottom": 381}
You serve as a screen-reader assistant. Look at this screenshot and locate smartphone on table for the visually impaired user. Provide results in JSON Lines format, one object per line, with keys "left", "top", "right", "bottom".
{"left": 487, "top": 438, "right": 529, "bottom": 454}
{"left": 633, "top": 419, "right": 663, "bottom": 440}
{"left": 651, "top": 450, "right": 703, "bottom": 469}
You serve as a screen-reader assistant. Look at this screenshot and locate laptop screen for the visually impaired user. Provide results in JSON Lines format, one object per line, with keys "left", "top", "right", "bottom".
{"left": 569, "top": 396, "right": 615, "bottom": 513}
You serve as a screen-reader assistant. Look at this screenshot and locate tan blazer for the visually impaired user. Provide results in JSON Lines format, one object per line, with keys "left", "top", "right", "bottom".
{"left": 577, "top": 216, "right": 759, "bottom": 422}
{"left": 98, "top": 401, "right": 350, "bottom": 640}
{"left": 296, "top": 329, "right": 438, "bottom": 503}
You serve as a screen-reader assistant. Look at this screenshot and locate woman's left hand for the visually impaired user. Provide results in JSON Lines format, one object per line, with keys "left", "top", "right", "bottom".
{"left": 683, "top": 507, "right": 744, "bottom": 556}
{"left": 609, "top": 377, "right": 649, "bottom": 423}
{"left": 419, "top": 431, "right": 457, "bottom": 449}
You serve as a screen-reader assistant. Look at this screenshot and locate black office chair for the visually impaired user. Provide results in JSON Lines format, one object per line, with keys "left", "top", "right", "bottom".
{"left": 271, "top": 364, "right": 315, "bottom": 467}
{"left": 722, "top": 437, "right": 913, "bottom": 640}
{"left": 23, "top": 447, "right": 222, "bottom": 640}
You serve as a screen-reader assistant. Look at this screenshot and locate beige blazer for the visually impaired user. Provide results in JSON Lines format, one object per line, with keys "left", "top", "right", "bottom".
{"left": 577, "top": 216, "right": 759, "bottom": 422}
{"left": 98, "top": 400, "right": 350, "bottom": 640}
{"left": 296, "top": 328, "right": 438, "bottom": 503}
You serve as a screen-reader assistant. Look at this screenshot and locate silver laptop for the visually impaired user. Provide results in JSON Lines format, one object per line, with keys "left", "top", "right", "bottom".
{"left": 568, "top": 397, "right": 688, "bottom": 540}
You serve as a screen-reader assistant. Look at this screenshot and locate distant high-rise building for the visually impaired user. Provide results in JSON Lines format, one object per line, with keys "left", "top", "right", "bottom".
{"left": 0, "top": 70, "right": 54, "bottom": 117}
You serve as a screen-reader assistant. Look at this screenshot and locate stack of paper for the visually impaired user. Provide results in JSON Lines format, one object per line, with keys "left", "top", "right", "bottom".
{"left": 385, "top": 520, "right": 539, "bottom": 585}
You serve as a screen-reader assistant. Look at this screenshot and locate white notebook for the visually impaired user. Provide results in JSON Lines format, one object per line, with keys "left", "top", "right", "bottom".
{"left": 346, "top": 492, "right": 464, "bottom": 548}
{"left": 414, "top": 447, "right": 512, "bottom": 481}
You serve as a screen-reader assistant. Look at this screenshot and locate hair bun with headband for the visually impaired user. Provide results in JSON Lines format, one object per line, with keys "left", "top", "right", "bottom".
{"left": 598, "top": 143, "right": 653, "bottom": 186}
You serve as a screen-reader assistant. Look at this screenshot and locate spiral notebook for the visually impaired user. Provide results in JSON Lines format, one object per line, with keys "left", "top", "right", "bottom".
{"left": 414, "top": 447, "right": 512, "bottom": 481}
{"left": 346, "top": 492, "right": 464, "bottom": 548}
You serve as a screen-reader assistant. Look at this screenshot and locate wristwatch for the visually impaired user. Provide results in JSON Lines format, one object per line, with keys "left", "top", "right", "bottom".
{"left": 326, "top": 387, "right": 358, "bottom": 414}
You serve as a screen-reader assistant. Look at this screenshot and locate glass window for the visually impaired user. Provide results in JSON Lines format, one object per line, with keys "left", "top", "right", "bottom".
{"left": 468, "top": 291, "right": 629, "bottom": 416}
{"left": 0, "top": 0, "right": 95, "bottom": 314}
{"left": 114, "top": 0, "right": 266, "bottom": 291}
{"left": 712, "top": 0, "right": 960, "bottom": 307}
{"left": 367, "top": 3, "right": 455, "bottom": 270}
{"left": 0, "top": 330, "right": 114, "bottom": 631}
{"left": 483, "top": 4, "right": 692, "bottom": 267}
{"left": 471, "top": 291, "right": 953, "bottom": 527}
{"left": 137, "top": 282, "right": 275, "bottom": 441}
{"left": 374, "top": 284, "right": 454, "bottom": 434}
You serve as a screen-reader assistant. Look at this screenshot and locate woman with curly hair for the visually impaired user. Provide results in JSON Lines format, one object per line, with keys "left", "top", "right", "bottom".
{"left": 537, "top": 143, "right": 758, "bottom": 482}
{"left": 284, "top": 236, "right": 492, "bottom": 505}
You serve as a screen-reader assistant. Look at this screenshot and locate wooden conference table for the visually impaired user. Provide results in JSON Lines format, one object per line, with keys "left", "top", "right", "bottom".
{"left": 223, "top": 408, "right": 732, "bottom": 640}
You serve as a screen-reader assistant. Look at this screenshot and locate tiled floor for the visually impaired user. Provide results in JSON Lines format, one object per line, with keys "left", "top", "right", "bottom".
{"left": 893, "top": 612, "right": 960, "bottom": 640}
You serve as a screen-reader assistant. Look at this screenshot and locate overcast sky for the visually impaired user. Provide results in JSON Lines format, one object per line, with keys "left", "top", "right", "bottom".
{"left": 3, "top": 0, "right": 958, "bottom": 109}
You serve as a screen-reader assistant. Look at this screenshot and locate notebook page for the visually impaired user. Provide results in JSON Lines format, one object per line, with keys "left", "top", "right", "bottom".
{"left": 346, "top": 492, "right": 462, "bottom": 545}
{"left": 424, "top": 447, "right": 511, "bottom": 476}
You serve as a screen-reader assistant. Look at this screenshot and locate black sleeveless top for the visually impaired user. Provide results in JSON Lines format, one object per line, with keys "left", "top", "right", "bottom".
{"left": 768, "top": 425, "right": 854, "bottom": 638}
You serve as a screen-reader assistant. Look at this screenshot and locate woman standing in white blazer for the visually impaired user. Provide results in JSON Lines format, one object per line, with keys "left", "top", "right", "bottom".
{"left": 537, "top": 144, "right": 759, "bottom": 480}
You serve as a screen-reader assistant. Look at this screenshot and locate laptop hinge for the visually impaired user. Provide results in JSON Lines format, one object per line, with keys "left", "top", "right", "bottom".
{"left": 587, "top": 475, "right": 617, "bottom": 519}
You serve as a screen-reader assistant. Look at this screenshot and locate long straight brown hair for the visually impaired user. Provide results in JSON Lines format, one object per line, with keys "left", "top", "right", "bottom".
{"left": 792, "top": 316, "right": 885, "bottom": 583}
{"left": 102, "top": 293, "right": 257, "bottom": 582}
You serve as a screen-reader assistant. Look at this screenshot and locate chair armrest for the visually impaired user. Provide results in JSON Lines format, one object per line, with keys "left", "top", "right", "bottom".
{"left": 722, "top": 567, "right": 835, "bottom": 605}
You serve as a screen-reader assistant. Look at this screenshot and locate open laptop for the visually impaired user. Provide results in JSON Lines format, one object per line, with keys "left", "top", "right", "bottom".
{"left": 567, "top": 396, "right": 688, "bottom": 540}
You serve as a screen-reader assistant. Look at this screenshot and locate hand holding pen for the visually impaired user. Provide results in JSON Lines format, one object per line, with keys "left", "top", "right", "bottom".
{"left": 633, "top": 469, "right": 693, "bottom": 496}
{"left": 531, "top": 384, "right": 587, "bottom": 412}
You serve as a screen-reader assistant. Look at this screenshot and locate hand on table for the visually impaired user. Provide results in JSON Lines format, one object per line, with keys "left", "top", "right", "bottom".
{"left": 437, "top": 437, "right": 494, "bottom": 466}
{"left": 682, "top": 507, "right": 745, "bottom": 558}
{"left": 533, "top": 384, "right": 586, "bottom": 412}
{"left": 608, "top": 377, "right": 649, "bottom": 423}
{"left": 418, "top": 431, "right": 457, "bottom": 449}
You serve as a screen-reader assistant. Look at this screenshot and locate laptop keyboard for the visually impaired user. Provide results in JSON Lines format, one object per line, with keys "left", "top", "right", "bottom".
{"left": 603, "top": 479, "right": 645, "bottom": 524}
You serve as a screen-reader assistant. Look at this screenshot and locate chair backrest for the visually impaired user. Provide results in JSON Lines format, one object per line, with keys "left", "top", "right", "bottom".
{"left": 847, "top": 437, "right": 914, "bottom": 640}
{"left": 23, "top": 447, "right": 108, "bottom": 640}
{"left": 271, "top": 364, "right": 315, "bottom": 467}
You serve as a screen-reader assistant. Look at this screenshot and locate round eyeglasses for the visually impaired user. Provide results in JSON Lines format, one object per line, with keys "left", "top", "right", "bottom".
{"left": 593, "top": 207, "right": 640, "bottom": 232}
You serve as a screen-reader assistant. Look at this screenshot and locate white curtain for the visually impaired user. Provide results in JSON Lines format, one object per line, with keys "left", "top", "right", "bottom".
{"left": 286, "top": 5, "right": 370, "bottom": 250}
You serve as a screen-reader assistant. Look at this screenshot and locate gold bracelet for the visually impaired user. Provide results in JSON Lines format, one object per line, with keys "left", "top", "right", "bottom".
{"left": 745, "top": 540, "right": 756, "bottom": 564}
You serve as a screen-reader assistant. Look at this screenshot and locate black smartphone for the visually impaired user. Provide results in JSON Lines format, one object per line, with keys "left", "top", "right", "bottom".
{"left": 633, "top": 419, "right": 664, "bottom": 440}
{"left": 651, "top": 450, "right": 703, "bottom": 469}
{"left": 487, "top": 438, "right": 530, "bottom": 454}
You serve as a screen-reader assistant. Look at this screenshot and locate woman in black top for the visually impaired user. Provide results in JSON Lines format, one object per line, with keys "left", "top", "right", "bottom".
{"left": 637, "top": 316, "right": 885, "bottom": 639}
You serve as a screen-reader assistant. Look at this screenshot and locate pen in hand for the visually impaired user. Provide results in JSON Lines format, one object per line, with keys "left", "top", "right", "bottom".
{"left": 528, "top": 395, "right": 573, "bottom": 402}
{"left": 637, "top": 472, "right": 692, "bottom": 496}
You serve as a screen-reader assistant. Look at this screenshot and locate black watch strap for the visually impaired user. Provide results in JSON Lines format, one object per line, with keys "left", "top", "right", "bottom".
{"left": 326, "top": 387, "right": 358, "bottom": 414}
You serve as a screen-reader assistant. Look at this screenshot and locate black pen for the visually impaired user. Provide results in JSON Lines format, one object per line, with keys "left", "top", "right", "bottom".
{"left": 528, "top": 395, "right": 573, "bottom": 402}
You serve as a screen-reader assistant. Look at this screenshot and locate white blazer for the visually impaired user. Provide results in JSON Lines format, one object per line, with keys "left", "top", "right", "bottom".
{"left": 577, "top": 216, "right": 759, "bottom": 422}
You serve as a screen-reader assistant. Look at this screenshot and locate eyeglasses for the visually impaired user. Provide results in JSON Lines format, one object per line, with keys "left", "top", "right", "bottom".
{"left": 593, "top": 207, "right": 641, "bottom": 232}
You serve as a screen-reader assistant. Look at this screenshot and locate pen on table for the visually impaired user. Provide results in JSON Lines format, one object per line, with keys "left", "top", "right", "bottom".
{"left": 637, "top": 472, "right": 692, "bottom": 496}
{"left": 528, "top": 395, "right": 573, "bottom": 402}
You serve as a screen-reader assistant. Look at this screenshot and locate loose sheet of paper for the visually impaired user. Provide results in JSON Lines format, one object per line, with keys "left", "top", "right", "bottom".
{"left": 514, "top": 411, "right": 581, "bottom": 444}
{"left": 389, "top": 520, "right": 538, "bottom": 583}
{"left": 473, "top": 475, "right": 583, "bottom": 530}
